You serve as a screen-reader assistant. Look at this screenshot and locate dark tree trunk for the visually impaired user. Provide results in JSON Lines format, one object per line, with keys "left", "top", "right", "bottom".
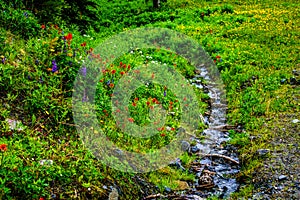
{"left": 153, "top": 0, "right": 160, "bottom": 8}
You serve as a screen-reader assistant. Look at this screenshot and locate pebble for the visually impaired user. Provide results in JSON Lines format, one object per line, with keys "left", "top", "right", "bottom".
{"left": 181, "top": 140, "right": 190, "bottom": 152}
{"left": 256, "top": 149, "right": 270, "bottom": 156}
{"left": 278, "top": 175, "right": 287, "bottom": 181}
{"left": 164, "top": 186, "right": 172, "bottom": 193}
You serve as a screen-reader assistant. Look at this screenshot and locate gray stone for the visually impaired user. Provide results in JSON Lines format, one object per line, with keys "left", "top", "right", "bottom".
{"left": 256, "top": 149, "right": 270, "bottom": 156}
{"left": 278, "top": 175, "right": 287, "bottom": 181}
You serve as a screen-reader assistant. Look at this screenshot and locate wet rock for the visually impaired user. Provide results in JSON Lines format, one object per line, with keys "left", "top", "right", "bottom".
{"left": 292, "top": 69, "right": 299, "bottom": 76}
{"left": 198, "top": 173, "right": 213, "bottom": 185}
{"left": 215, "top": 165, "right": 228, "bottom": 172}
{"left": 181, "top": 140, "right": 190, "bottom": 152}
{"left": 109, "top": 188, "right": 119, "bottom": 200}
{"left": 200, "top": 159, "right": 211, "bottom": 165}
{"left": 256, "top": 149, "right": 270, "bottom": 156}
{"left": 280, "top": 79, "right": 286, "bottom": 84}
{"left": 278, "top": 175, "right": 287, "bottom": 181}
{"left": 289, "top": 77, "right": 297, "bottom": 85}
{"left": 191, "top": 144, "right": 202, "bottom": 153}
{"left": 164, "top": 186, "right": 172, "bottom": 193}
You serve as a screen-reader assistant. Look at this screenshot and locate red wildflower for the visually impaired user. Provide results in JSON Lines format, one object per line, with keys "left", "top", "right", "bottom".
{"left": 128, "top": 118, "right": 134, "bottom": 122}
{"left": 183, "top": 97, "right": 187, "bottom": 101}
{"left": 146, "top": 101, "right": 150, "bottom": 106}
{"left": 103, "top": 109, "right": 107, "bottom": 113}
{"left": 152, "top": 98, "right": 157, "bottom": 103}
{"left": 39, "top": 198, "right": 45, "bottom": 200}
{"left": 169, "top": 101, "right": 173, "bottom": 105}
{"left": 132, "top": 102, "right": 137, "bottom": 107}
{"left": 127, "top": 64, "right": 131, "bottom": 70}
{"left": 109, "top": 83, "right": 114, "bottom": 88}
{"left": 213, "top": 59, "right": 216, "bottom": 63}
{"left": 64, "top": 33, "right": 73, "bottom": 41}
{"left": 122, "top": 64, "right": 127, "bottom": 68}
{"left": 171, "top": 127, "right": 175, "bottom": 131}
{"left": 134, "top": 97, "right": 139, "bottom": 102}
{"left": 120, "top": 71, "right": 125, "bottom": 75}
{"left": 41, "top": 24, "right": 46, "bottom": 29}
{"left": 160, "top": 133, "right": 166, "bottom": 137}
{"left": 119, "top": 62, "right": 123, "bottom": 66}
{"left": 81, "top": 42, "right": 87, "bottom": 47}
{"left": 0, "top": 144, "right": 7, "bottom": 151}
{"left": 216, "top": 55, "right": 221, "bottom": 59}
{"left": 151, "top": 73, "right": 155, "bottom": 79}
{"left": 111, "top": 69, "right": 116, "bottom": 74}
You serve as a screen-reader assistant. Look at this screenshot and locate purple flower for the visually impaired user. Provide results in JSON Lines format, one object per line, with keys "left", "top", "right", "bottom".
{"left": 2, "top": 57, "right": 6, "bottom": 64}
{"left": 52, "top": 60, "right": 58, "bottom": 72}
{"left": 35, "top": 59, "right": 39, "bottom": 65}
{"left": 23, "top": 12, "right": 28, "bottom": 18}
{"left": 82, "top": 90, "right": 88, "bottom": 102}
{"left": 106, "top": 80, "right": 110, "bottom": 85}
{"left": 164, "top": 90, "right": 166, "bottom": 97}
{"left": 81, "top": 66, "right": 87, "bottom": 77}
{"left": 39, "top": 76, "right": 43, "bottom": 83}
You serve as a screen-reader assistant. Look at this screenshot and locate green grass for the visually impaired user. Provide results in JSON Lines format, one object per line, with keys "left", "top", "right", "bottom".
{"left": 0, "top": 0, "right": 299, "bottom": 199}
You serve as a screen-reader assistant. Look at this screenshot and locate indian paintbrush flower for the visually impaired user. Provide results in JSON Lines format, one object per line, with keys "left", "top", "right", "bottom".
{"left": 0, "top": 144, "right": 7, "bottom": 151}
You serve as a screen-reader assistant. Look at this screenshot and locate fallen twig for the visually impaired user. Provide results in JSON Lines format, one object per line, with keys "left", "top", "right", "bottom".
{"left": 196, "top": 153, "right": 239, "bottom": 165}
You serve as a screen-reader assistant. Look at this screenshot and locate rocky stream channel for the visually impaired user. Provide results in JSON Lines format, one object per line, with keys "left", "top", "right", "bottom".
{"left": 106, "top": 65, "right": 241, "bottom": 200}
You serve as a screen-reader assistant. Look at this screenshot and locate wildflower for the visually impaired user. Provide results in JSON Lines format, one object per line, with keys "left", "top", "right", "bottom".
{"left": 213, "top": 59, "right": 216, "bottom": 63}
{"left": 171, "top": 127, "right": 175, "bottom": 131}
{"left": 128, "top": 118, "right": 134, "bottom": 122}
{"left": 106, "top": 80, "right": 110, "bottom": 85}
{"left": 0, "top": 144, "right": 7, "bottom": 151}
{"left": 82, "top": 91, "right": 88, "bottom": 102}
{"left": 134, "top": 97, "right": 139, "bottom": 102}
{"left": 132, "top": 102, "right": 137, "bottom": 107}
{"left": 2, "top": 57, "right": 6, "bottom": 64}
{"left": 119, "top": 62, "right": 123, "bottom": 66}
{"left": 81, "top": 42, "right": 87, "bottom": 47}
{"left": 23, "top": 12, "right": 28, "bottom": 18}
{"left": 146, "top": 101, "right": 150, "bottom": 106}
{"left": 41, "top": 24, "right": 45, "bottom": 29}
{"left": 35, "top": 59, "right": 39, "bottom": 65}
{"left": 111, "top": 69, "right": 116, "bottom": 74}
{"left": 39, "top": 197, "right": 45, "bottom": 200}
{"left": 64, "top": 33, "right": 72, "bottom": 41}
{"left": 51, "top": 60, "right": 58, "bottom": 73}
{"left": 81, "top": 66, "right": 87, "bottom": 77}
{"left": 152, "top": 98, "right": 157, "bottom": 103}
{"left": 122, "top": 64, "right": 127, "bottom": 68}
{"left": 151, "top": 73, "right": 155, "bottom": 79}
{"left": 216, "top": 55, "right": 221, "bottom": 59}
{"left": 128, "top": 64, "right": 131, "bottom": 70}
{"left": 120, "top": 71, "right": 125, "bottom": 75}
{"left": 160, "top": 133, "right": 166, "bottom": 137}
{"left": 109, "top": 83, "right": 114, "bottom": 88}
{"left": 164, "top": 90, "right": 166, "bottom": 97}
{"left": 39, "top": 76, "right": 43, "bottom": 83}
